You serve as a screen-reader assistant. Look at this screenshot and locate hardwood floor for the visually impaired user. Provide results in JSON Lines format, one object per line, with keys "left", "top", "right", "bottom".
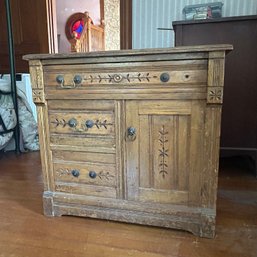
{"left": 0, "top": 152, "right": 256, "bottom": 257}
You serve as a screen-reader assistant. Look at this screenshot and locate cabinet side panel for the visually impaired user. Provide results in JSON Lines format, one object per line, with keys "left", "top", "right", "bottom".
{"left": 37, "top": 104, "right": 54, "bottom": 191}
{"left": 188, "top": 100, "right": 205, "bottom": 206}
{"left": 30, "top": 59, "right": 53, "bottom": 192}
{"left": 202, "top": 106, "right": 222, "bottom": 209}
{"left": 202, "top": 52, "right": 225, "bottom": 209}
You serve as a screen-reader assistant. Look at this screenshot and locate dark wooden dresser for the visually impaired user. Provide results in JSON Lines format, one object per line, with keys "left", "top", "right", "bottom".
{"left": 24, "top": 45, "right": 232, "bottom": 238}
{"left": 173, "top": 16, "right": 257, "bottom": 175}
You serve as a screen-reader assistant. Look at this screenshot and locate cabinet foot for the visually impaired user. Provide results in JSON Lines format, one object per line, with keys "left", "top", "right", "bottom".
{"left": 199, "top": 214, "right": 216, "bottom": 238}
{"left": 43, "top": 191, "right": 55, "bottom": 217}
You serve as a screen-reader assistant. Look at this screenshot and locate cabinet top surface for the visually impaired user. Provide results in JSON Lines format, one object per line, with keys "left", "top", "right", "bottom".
{"left": 23, "top": 44, "right": 232, "bottom": 61}
{"left": 173, "top": 15, "right": 257, "bottom": 26}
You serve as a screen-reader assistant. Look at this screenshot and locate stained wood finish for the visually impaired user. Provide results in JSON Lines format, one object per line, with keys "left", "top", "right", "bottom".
{"left": 173, "top": 16, "right": 257, "bottom": 175}
{"left": 24, "top": 45, "right": 232, "bottom": 238}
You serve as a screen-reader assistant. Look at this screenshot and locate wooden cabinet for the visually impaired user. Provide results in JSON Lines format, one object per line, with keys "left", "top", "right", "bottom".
{"left": 172, "top": 16, "right": 257, "bottom": 175}
{"left": 24, "top": 44, "right": 232, "bottom": 238}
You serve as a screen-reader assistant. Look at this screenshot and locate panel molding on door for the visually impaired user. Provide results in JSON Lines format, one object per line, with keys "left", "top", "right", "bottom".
{"left": 126, "top": 100, "right": 204, "bottom": 206}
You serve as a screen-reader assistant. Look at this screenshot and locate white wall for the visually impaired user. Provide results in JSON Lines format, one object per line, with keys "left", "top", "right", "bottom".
{"left": 132, "top": 0, "right": 257, "bottom": 49}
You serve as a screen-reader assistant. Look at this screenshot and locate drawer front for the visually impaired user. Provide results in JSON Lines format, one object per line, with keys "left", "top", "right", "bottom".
{"left": 50, "top": 135, "right": 116, "bottom": 153}
{"left": 43, "top": 61, "right": 208, "bottom": 100}
{"left": 54, "top": 162, "right": 116, "bottom": 187}
{"left": 54, "top": 183, "right": 117, "bottom": 198}
{"left": 49, "top": 110, "right": 115, "bottom": 135}
{"left": 48, "top": 100, "right": 116, "bottom": 151}
{"left": 45, "top": 69, "right": 207, "bottom": 87}
{"left": 52, "top": 150, "right": 116, "bottom": 165}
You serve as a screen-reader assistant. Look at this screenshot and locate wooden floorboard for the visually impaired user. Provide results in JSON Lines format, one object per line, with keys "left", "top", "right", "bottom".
{"left": 0, "top": 152, "right": 256, "bottom": 257}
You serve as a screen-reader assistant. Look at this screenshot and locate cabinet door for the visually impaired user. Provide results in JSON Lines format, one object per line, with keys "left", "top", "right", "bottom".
{"left": 125, "top": 100, "right": 205, "bottom": 206}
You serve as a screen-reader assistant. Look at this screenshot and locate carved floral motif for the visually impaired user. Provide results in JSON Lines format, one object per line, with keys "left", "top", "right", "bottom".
{"left": 97, "top": 171, "right": 114, "bottom": 180}
{"left": 51, "top": 118, "right": 68, "bottom": 128}
{"left": 56, "top": 168, "right": 114, "bottom": 180}
{"left": 56, "top": 168, "right": 70, "bottom": 177}
{"left": 207, "top": 87, "right": 223, "bottom": 104}
{"left": 32, "top": 89, "right": 45, "bottom": 103}
{"left": 93, "top": 120, "right": 112, "bottom": 129}
{"left": 159, "top": 125, "right": 169, "bottom": 178}
{"left": 50, "top": 118, "right": 113, "bottom": 130}
{"left": 83, "top": 73, "right": 156, "bottom": 84}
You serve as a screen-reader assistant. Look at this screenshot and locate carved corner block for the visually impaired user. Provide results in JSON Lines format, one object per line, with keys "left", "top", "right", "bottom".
{"left": 43, "top": 191, "right": 54, "bottom": 217}
{"left": 207, "top": 87, "right": 223, "bottom": 104}
{"left": 32, "top": 89, "right": 45, "bottom": 104}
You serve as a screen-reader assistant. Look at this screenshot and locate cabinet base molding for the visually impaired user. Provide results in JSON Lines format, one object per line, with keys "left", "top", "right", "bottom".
{"left": 43, "top": 192, "right": 216, "bottom": 238}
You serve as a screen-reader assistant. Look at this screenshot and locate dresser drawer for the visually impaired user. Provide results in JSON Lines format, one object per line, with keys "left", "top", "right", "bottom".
{"left": 52, "top": 150, "right": 116, "bottom": 165}
{"left": 50, "top": 135, "right": 116, "bottom": 153}
{"left": 43, "top": 61, "right": 207, "bottom": 100}
{"left": 49, "top": 110, "right": 115, "bottom": 136}
{"left": 54, "top": 162, "right": 116, "bottom": 187}
{"left": 45, "top": 68, "right": 207, "bottom": 87}
{"left": 48, "top": 100, "right": 115, "bottom": 138}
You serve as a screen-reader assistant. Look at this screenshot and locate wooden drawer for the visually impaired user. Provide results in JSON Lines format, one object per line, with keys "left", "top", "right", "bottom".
{"left": 49, "top": 110, "right": 115, "bottom": 136}
{"left": 50, "top": 135, "right": 116, "bottom": 153}
{"left": 48, "top": 100, "right": 115, "bottom": 141}
{"left": 54, "top": 162, "right": 116, "bottom": 187}
{"left": 52, "top": 150, "right": 117, "bottom": 198}
{"left": 43, "top": 61, "right": 208, "bottom": 100}
{"left": 52, "top": 150, "right": 116, "bottom": 165}
{"left": 44, "top": 67, "right": 207, "bottom": 87}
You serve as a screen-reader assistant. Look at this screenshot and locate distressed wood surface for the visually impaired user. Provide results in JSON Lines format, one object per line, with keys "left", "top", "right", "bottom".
{"left": 26, "top": 46, "right": 231, "bottom": 238}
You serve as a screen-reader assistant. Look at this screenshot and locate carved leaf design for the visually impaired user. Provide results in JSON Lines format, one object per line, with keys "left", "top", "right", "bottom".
{"left": 97, "top": 171, "right": 114, "bottom": 180}
{"left": 56, "top": 168, "right": 70, "bottom": 177}
{"left": 50, "top": 118, "right": 112, "bottom": 130}
{"left": 94, "top": 120, "right": 111, "bottom": 129}
{"left": 83, "top": 72, "right": 154, "bottom": 84}
{"left": 159, "top": 125, "right": 169, "bottom": 179}
{"left": 51, "top": 118, "right": 67, "bottom": 128}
